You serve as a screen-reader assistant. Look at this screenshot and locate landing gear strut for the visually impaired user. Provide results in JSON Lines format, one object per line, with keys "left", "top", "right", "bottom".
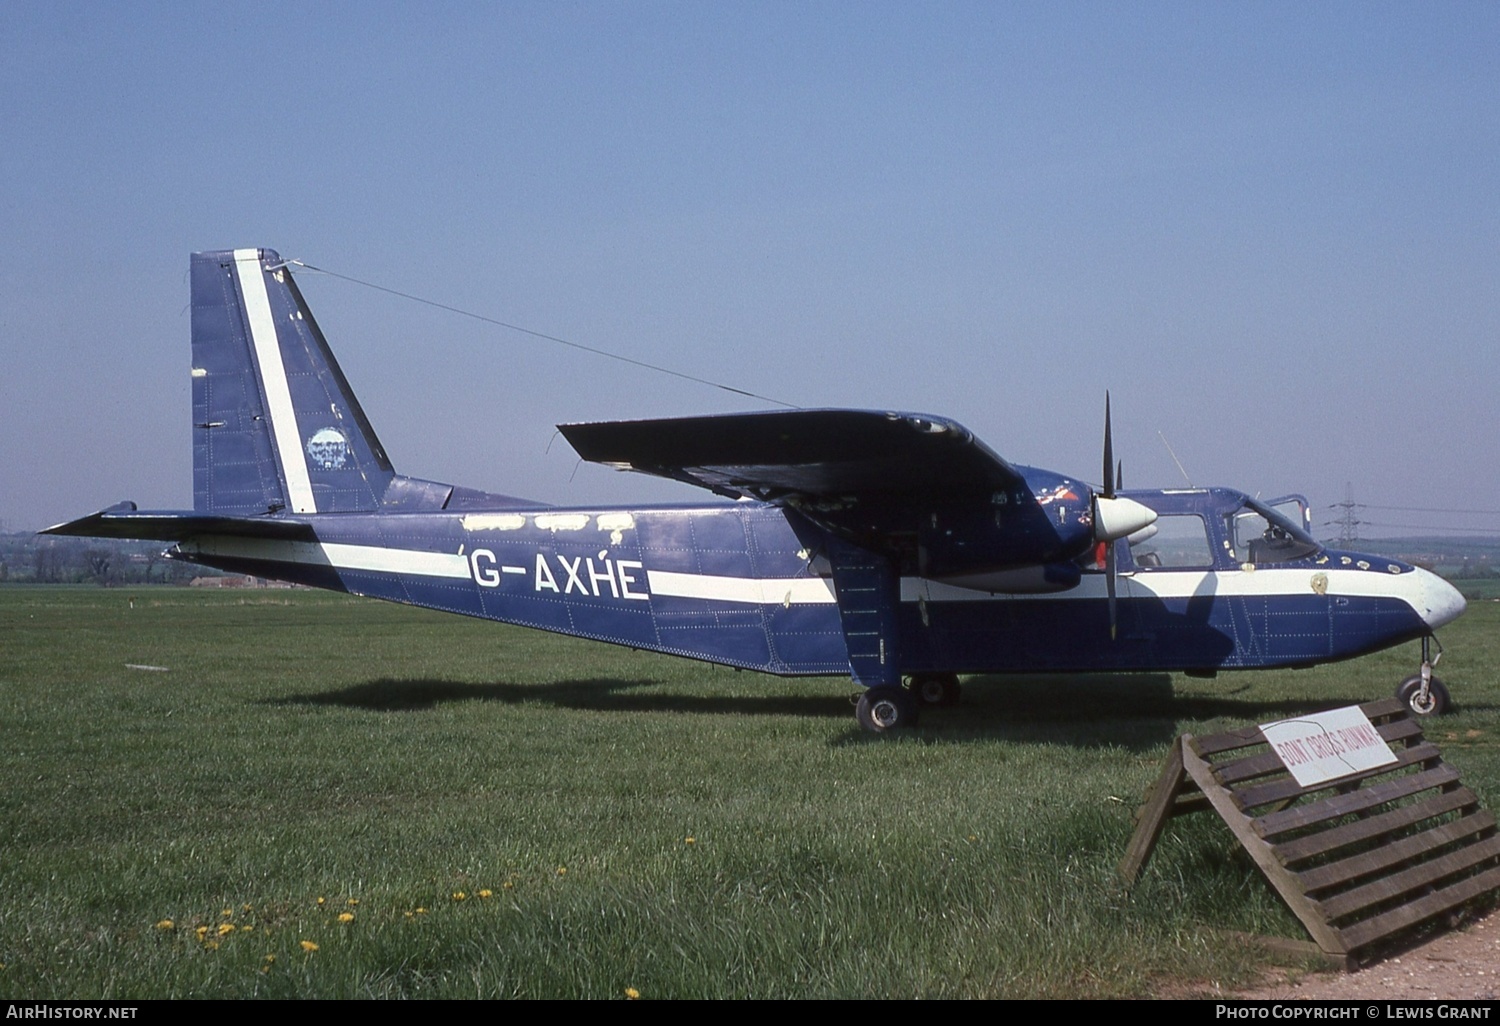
{"left": 908, "top": 672, "right": 961, "bottom": 708}
{"left": 1396, "top": 636, "right": 1450, "bottom": 716}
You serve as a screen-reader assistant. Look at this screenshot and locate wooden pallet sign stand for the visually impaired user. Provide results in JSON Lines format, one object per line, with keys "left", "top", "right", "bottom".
{"left": 1119, "top": 697, "right": 1500, "bottom": 968}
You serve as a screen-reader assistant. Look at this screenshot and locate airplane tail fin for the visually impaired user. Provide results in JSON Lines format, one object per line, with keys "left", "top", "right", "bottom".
{"left": 192, "top": 248, "right": 409, "bottom": 515}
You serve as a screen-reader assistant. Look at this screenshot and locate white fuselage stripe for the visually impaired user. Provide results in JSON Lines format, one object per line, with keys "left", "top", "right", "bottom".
{"left": 907, "top": 568, "right": 1418, "bottom": 603}
{"left": 322, "top": 542, "right": 467, "bottom": 577}
{"left": 234, "top": 250, "right": 316, "bottom": 515}
{"left": 186, "top": 536, "right": 469, "bottom": 578}
{"left": 1123, "top": 567, "right": 1412, "bottom": 601}
{"left": 646, "top": 570, "right": 837, "bottom": 604}
{"left": 180, "top": 535, "right": 1424, "bottom": 608}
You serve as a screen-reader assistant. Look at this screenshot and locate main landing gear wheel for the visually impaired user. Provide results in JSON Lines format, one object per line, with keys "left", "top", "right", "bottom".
{"left": 856, "top": 685, "right": 919, "bottom": 732}
{"left": 908, "top": 672, "right": 961, "bottom": 708}
{"left": 1396, "top": 675, "right": 1450, "bottom": 717}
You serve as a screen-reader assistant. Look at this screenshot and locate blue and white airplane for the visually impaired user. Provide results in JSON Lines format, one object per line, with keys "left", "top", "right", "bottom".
{"left": 45, "top": 248, "right": 1466, "bottom": 730}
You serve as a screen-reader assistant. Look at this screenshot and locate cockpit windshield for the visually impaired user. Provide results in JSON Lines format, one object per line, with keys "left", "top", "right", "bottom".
{"left": 1226, "top": 498, "right": 1320, "bottom": 564}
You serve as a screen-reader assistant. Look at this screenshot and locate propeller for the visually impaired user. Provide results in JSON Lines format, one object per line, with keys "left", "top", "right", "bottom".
{"left": 1091, "top": 393, "right": 1156, "bottom": 639}
{"left": 1102, "top": 394, "right": 1117, "bottom": 639}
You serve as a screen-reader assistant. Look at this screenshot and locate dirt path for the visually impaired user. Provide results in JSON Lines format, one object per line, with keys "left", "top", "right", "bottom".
{"left": 1233, "top": 908, "right": 1500, "bottom": 1000}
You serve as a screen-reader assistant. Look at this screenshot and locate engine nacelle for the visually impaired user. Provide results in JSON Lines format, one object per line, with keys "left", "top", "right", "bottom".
{"left": 916, "top": 471, "right": 1095, "bottom": 578}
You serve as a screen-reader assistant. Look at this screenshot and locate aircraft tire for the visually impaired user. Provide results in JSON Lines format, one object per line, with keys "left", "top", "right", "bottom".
{"left": 909, "top": 673, "right": 961, "bottom": 708}
{"left": 1396, "top": 675, "right": 1451, "bottom": 716}
{"left": 857, "top": 686, "right": 919, "bottom": 732}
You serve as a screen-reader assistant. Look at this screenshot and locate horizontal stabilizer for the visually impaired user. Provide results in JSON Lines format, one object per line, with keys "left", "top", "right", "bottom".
{"left": 559, "top": 409, "right": 1021, "bottom": 501}
{"left": 42, "top": 503, "right": 315, "bottom": 542}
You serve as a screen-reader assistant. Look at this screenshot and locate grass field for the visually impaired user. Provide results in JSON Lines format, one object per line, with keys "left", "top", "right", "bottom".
{"left": 1, "top": 585, "right": 1496, "bottom": 999}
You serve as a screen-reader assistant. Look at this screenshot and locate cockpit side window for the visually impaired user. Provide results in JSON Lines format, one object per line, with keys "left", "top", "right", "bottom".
{"left": 1227, "top": 503, "right": 1320, "bottom": 564}
{"left": 1228, "top": 510, "right": 1271, "bottom": 563}
{"left": 1129, "top": 514, "right": 1213, "bottom": 569}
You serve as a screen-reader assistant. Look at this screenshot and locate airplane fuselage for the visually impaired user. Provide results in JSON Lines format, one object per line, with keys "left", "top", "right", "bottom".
{"left": 168, "top": 485, "right": 1457, "bottom": 679}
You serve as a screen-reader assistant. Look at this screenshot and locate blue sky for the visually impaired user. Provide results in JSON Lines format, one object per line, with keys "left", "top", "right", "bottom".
{"left": 3, "top": 2, "right": 1496, "bottom": 539}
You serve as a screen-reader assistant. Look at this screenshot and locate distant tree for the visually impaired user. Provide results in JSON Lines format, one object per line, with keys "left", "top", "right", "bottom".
{"left": 85, "top": 549, "right": 113, "bottom": 586}
{"left": 33, "top": 542, "right": 59, "bottom": 583}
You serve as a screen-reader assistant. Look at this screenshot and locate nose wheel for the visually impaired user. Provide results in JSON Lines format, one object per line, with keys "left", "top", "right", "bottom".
{"left": 1396, "top": 636, "right": 1451, "bottom": 716}
{"left": 1397, "top": 674, "right": 1450, "bottom": 716}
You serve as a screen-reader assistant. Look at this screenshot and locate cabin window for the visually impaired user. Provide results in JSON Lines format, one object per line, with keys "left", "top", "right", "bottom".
{"left": 1129, "top": 514, "right": 1213, "bottom": 569}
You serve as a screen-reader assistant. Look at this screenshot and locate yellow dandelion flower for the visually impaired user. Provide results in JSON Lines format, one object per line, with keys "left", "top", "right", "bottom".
{"left": 404, "top": 911, "right": 414, "bottom": 919}
{"left": 346, "top": 898, "right": 359, "bottom": 907}
{"left": 478, "top": 889, "right": 493, "bottom": 899}
{"left": 316, "top": 896, "right": 326, "bottom": 906}
{"left": 452, "top": 891, "right": 467, "bottom": 901}
{"left": 415, "top": 907, "right": 428, "bottom": 915}
{"left": 221, "top": 908, "right": 233, "bottom": 918}
{"left": 338, "top": 912, "right": 354, "bottom": 923}
{"left": 625, "top": 987, "right": 641, "bottom": 1000}
{"left": 684, "top": 837, "right": 695, "bottom": 845}
{"left": 264, "top": 954, "right": 276, "bottom": 963}
{"left": 194, "top": 926, "right": 209, "bottom": 939}
{"left": 502, "top": 881, "right": 515, "bottom": 890}
{"left": 240, "top": 925, "right": 253, "bottom": 932}
{"left": 155, "top": 919, "right": 174, "bottom": 931}
{"left": 216, "top": 923, "right": 235, "bottom": 937}
{"left": 300, "top": 940, "right": 319, "bottom": 953}
{"left": 242, "top": 903, "right": 254, "bottom": 912}
{"left": 204, "top": 939, "right": 220, "bottom": 951}
{"left": 556, "top": 867, "right": 567, "bottom": 876}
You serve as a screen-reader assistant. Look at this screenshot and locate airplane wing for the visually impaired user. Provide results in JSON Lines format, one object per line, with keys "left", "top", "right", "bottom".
{"left": 558, "top": 409, "right": 1023, "bottom": 502}
{"left": 42, "top": 503, "right": 316, "bottom": 541}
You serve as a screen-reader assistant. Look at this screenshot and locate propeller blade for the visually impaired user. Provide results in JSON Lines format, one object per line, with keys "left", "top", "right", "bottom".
{"left": 1106, "top": 539, "right": 1118, "bottom": 640}
{"left": 1093, "top": 393, "right": 1156, "bottom": 542}
{"left": 1098, "top": 394, "right": 1125, "bottom": 639}
{"left": 1102, "top": 392, "right": 1114, "bottom": 499}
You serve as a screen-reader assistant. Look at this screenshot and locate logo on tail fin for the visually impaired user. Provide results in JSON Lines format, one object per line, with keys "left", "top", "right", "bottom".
{"left": 306, "top": 428, "right": 351, "bottom": 470}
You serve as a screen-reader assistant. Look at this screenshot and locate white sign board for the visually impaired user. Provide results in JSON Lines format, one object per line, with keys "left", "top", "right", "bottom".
{"left": 1260, "top": 706, "right": 1398, "bottom": 788}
